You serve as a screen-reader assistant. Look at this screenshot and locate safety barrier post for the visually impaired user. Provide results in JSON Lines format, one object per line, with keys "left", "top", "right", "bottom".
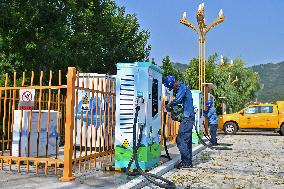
{"left": 60, "top": 67, "right": 76, "bottom": 181}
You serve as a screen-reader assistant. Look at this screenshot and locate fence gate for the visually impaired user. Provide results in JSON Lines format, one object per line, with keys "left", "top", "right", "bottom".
{"left": 62, "top": 70, "right": 116, "bottom": 180}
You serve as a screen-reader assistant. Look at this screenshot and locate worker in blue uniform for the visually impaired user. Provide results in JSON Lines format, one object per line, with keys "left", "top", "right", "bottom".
{"left": 203, "top": 100, "right": 218, "bottom": 146}
{"left": 164, "top": 75, "right": 195, "bottom": 169}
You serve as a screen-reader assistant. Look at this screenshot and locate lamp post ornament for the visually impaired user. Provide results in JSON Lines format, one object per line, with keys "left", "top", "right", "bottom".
{"left": 179, "top": 3, "right": 225, "bottom": 91}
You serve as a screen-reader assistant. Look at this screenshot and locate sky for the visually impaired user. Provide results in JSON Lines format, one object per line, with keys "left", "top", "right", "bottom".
{"left": 115, "top": 0, "right": 284, "bottom": 66}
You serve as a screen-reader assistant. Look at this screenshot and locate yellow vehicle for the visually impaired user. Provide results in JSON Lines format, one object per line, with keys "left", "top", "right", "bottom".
{"left": 218, "top": 101, "right": 284, "bottom": 135}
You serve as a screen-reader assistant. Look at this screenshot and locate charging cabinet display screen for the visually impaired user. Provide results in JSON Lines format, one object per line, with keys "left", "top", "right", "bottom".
{"left": 152, "top": 79, "right": 158, "bottom": 117}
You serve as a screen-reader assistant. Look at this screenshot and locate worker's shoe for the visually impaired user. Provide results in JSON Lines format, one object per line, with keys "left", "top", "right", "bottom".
{"left": 209, "top": 140, "right": 219, "bottom": 146}
{"left": 211, "top": 143, "right": 219, "bottom": 146}
{"left": 175, "top": 161, "right": 193, "bottom": 169}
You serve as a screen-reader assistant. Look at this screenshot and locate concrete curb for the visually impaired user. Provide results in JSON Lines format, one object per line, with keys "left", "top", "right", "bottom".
{"left": 117, "top": 144, "right": 207, "bottom": 189}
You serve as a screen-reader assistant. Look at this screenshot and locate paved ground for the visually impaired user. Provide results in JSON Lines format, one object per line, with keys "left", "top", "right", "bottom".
{"left": 1, "top": 131, "right": 283, "bottom": 189}
{"left": 145, "top": 131, "right": 284, "bottom": 189}
{"left": 0, "top": 143, "right": 191, "bottom": 189}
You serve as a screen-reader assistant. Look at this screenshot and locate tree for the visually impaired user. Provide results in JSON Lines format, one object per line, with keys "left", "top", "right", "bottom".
{"left": 0, "top": 0, "right": 151, "bottom": 83}
{"left": 0, "top": 0, "right": 70, "bottom": 83}
{"left": 183, "top": 53, "right": 217, "bottom": 90}
{"left": 67, "top": 1, "right": 151, "bottom": 74}
{"left": 211, "top": 58, "right": 260, "bottom": 113}
{"left": 183, "top": 54, "right": 260, "bottom": 114}
{"left": 160, "top": 56, "right": 182, "bottom": 81}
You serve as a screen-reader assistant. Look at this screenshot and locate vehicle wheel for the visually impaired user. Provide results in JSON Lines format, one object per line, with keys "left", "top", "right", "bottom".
{"left": 223, "top": 122, "right": 237, "bottom": 135}
{"left": 280, "top": 124, "right": 284, "bottom": 136}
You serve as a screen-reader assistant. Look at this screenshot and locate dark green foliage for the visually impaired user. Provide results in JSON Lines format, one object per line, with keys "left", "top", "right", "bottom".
{"left": 182, "top": 54, "right": 218, "bottom": 91}
{"left": 0, "top": 0, "right": 150, "bottom": 84}
{"left": 252, "top": 61, "right": 284, "bottom": 103}
{"left": 160, "top": 56, "right": 182, "bottom": 82}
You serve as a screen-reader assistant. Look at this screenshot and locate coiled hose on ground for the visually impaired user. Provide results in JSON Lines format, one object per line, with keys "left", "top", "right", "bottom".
{"left": 126, "top": 106, "right": 176, "bottom": 189}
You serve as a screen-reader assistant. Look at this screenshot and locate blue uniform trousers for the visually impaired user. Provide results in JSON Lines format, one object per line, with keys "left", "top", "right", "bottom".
{"left": 176, "top": 116, "right": 195, "bottom": 164}
{"left": 210, "top": 124, "right": 218, "bottom": 145}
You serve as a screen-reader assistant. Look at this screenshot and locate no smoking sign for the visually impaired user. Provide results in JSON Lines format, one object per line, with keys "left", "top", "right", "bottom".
{"left": 22, "top": 91, "right": 33, "bottom": 102}
{"left": 19, "top": 89, "right": 35, "bottom": 110}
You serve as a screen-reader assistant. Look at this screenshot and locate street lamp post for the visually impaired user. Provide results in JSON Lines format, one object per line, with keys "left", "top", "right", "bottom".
{"left": 179, "top": 3, "right": 225, "bottom": 93}
{"left": 180, "top": 4, "right": 225, "bottom": 134}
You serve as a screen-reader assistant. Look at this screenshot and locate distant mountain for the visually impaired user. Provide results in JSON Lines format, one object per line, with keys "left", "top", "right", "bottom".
{"left": 172, "top": 62, "right": 188, "bottom": 71}
{"left": 251, "top": 61, "right": 284, "bottom": 103}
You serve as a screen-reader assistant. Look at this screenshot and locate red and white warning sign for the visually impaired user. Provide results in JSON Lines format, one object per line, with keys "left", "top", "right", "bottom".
{"left": 19, "top": 89, "right": 35, "bottom": 110}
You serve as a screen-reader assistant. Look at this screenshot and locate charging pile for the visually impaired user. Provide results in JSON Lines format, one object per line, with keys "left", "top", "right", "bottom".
{"left": 115, "top": 62, "right": 164, "bottom": 171}
{"left": 113, "top": 62, "right": 176, "bottom": 188}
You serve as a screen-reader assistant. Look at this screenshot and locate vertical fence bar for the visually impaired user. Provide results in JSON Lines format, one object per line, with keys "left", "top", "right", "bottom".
{"left": 9, "top": 73, "right": 17, "bottom": 171}
{"left": 37, "top": 71, "right": 44, "bottom": 158}
{"left": 45, "top": 70, "right": 52, "bottom": 175}
{"left": 110, "top": 80, "right": 115, "bottom": 162}
{"left": 107, "top": 78, "right": 111, "bottom": 163}
{"left": 79, "top": 108, "right": 83, "bottom": 172}
{"left": 103, "top": 79, "right": 106, "bottom": 164}
{"left": 93, "top": 127, "right": 97, "bottom": 168}
{"left": 35, "top": 71, "right": 43, "bottom": 174}
{"left": 7, "top": 89, "right": 12, "bottom": 171}
{"left": 73, "top": 71, "right": 79, "bottom": 174}
{"left": 94, "top": 78, "right": 99, "bottom": 168}
{"left": 1, "top": 74, "right": 8, "bottom": 170}
{"left": 84, "top": 74, "right": 89, "bottom": 171}
{"left": 17, "top": 72, "right": 23, "bottom": 172}
{"left": 20, "top": 72, "right": 28, "bottom": 172}
{"left": 7, "top": 89, "right": 12, "bottom": 151}
{"left": 61, "top": 95, "right": 65, "bottom": 142}
{"left": 89, "top": 75, "right": 94, "bottom": 169}
{"left": 27, "top": 71, "right": 34, "bottom": 173}
{"left": 84, "top": 112, "right": 88, "bottom": 171}
{"left": 55, "top": 70, "right": 61, "bottom": 175}
{"left": 102, "top": 78, "right": 105, "bottom": 165}
{"left": 78, "top": 74, "right": 84, "bottom": 173}
{"left": 60, "top": 67, "right": 76, "bottom": 181}
{"left": 99, "top": 78, "right": 103, "bottom": 167}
